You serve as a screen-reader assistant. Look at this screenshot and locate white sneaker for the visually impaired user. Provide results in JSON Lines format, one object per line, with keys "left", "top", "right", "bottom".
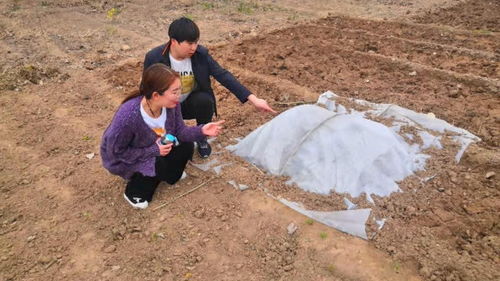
{"left": 123, "top": 193, "right": 148, "bottom": 209}
{"left": 180, "top": 171, "right": 187, "bottom": 180}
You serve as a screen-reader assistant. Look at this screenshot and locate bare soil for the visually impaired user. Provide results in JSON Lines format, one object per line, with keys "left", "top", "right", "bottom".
{"left": 414, "top": 0, "right": 500, "bottom": 32}
{"left": 0, "top": 1, "right": 498, "bottom": 281}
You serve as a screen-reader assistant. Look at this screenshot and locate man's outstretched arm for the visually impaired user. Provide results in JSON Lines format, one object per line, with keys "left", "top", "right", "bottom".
{"left": 207, "top": 53, "right": 276, "bottom": 113}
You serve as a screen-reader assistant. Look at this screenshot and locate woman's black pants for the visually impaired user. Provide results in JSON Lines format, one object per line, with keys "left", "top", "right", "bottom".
{"left": 125, "top": 142, "right": 194, "bottom": 202}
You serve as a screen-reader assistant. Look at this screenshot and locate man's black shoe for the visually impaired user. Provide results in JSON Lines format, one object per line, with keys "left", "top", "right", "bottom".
{"left": 197, "top": 140, "right": 212, "bottom": 158}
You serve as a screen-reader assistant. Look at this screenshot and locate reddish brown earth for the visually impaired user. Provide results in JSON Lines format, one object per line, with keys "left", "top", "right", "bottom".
{"left": 415, "top": 0, "right": 500, "bottom": 32}
{"left": 212, "top": 8, "right": 499, "bottom": 281}
{"left": 0, "top": 0, "right": 498, "bottom": 281}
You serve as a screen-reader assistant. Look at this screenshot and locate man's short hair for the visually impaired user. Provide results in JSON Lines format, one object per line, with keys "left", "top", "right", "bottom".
{"left": 168, "top": 17, "right": 200, "bottom": 43}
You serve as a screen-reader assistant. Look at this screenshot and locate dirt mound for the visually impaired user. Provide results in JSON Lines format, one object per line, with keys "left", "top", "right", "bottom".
{"left": 0, "top": 64, "right": 67, "bottom": 91}
{"left": 414, "top": 0, "right": 500, "bottom": 32}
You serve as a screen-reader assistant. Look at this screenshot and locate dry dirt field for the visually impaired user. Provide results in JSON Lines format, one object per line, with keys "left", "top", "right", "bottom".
{"left": 0, "top": 0, "right": 499, "bottom": 281}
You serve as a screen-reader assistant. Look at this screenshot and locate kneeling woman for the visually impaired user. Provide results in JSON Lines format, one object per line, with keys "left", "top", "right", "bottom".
{"left": 101, "top": 63, "right": 223, "bottom": 209}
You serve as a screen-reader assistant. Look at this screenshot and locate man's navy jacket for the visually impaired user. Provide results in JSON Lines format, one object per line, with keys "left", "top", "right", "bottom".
{"left": 143, "top": 42, "right": 252, "bottom": 114}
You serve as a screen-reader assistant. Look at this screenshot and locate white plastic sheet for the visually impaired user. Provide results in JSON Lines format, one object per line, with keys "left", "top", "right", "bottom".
{"left": 280, "top": 199, "right": 371, "bottom": 239}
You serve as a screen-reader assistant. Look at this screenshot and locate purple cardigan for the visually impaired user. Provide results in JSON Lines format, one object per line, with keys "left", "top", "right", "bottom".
{"left": 100, "top": 96, "right": 205, "bottom": 179}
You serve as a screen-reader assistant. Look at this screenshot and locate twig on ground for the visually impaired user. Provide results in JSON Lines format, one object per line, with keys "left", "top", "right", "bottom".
{"left": 274, "top": 101, "right": 310, "bottom": 106}
{"left": 0, "top": 228, "right": 16, "bottom": 236}
{"left": 153, "top": 177, "right": 214, "bottom": 211}
{"left": 44, "top": 259, "right": 57, "bottom": 270}
{"left": 250, "top": 162, "right": 265, "bottom": 175}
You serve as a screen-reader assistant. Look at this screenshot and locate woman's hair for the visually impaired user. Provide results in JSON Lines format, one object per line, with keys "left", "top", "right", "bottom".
{"left": 122, "top": 63, "right": 180, "bottom": 104}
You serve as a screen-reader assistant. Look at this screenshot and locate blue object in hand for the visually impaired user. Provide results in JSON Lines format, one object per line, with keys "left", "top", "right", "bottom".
{"left": 160, "top": 133, "right": 179, "bottom": 146}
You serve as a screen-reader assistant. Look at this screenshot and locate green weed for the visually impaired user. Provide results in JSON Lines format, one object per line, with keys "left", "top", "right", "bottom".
{"left": 259, "top": 3, "right": 276, "bottom": 12}
{"left": 305, "top": 218, "right": 314, "bottom": 225}
{"left": 106, "top": 25, "right": 118, "bottom": 36}
{"left": 151, "top": 232, "right": 159, "bottom": 241}
{"left": 393, "top": 261, "right": 401, "bottom": 273}
{"left": 237, "top": 1, "right": 257, "bottom": 14}
{"left": 10, "top": 0, "right": 21, "bottom": 11}
{"left": 106, "top": 7, "right": 121, "bottom": 20}
{"left": 200, "top": 2, "right": 215, "bottom": 10}
{"left": 320, "top": 232, "right": 327, "bottom": 239}
{"left": 183, "top": 14, "right": 195, "bottom": 20}
{"left": 287, "top": 13, "right": 298, "bottom": 21}
{"left": 473, "top": 29, "right": 492, "bottom": 35}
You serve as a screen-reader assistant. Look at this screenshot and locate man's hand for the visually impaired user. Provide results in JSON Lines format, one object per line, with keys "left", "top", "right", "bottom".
{"left": 248, "top": 94, "right": 277, "bottom": 114}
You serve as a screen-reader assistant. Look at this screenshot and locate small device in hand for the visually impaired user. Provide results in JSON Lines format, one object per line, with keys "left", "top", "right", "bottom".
{"left": 160, "top": 133, "right": 179, "bottom": 146}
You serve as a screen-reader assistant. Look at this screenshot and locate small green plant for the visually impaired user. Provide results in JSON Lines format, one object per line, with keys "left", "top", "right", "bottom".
{"left": 106, "top": 7, "right": 121, "bottom": 20}
{"left": 183, "top": 14, "right": 195, "bottom": 20}
{"left": 260, "top": 3, "right": 275, "bottom": 12}
{"left": 393, "top": 261, "right": 401, "bottom": 273}
{"left": 287, "top": 13, "right": 298, "bottom": 21}
{"left": 40, "top": 1, "right": 49, "bottom": 7}
{"left": 19, "top": 65, "right": 41, "bottom": 84}
{"left": 319, "top": 232, "right": 327, "bottom": 239}
{"left": 151, "top": 232, "right": 159, "bottom": 241}
{"left": 10, "top": 0, "right": 21, "bottom": 11}
{"left": 326, "top": 264, "right": 335, "bottom": 274}
{"left": 200, "top": 2, "right": 215, "bottom": 10}
{"left": 82, "top": 136, "right": 91, "bottom": 141}
{"left": 473, "top": 29, "right": 492, "bottom": 35}
{"left": 305, "top": 218, "right": 314, "bottom": 225}
{"left": 237, "top": 1, "right": 257, "bottom": 14}
{"left": 106, "top": 25, "right": 118, "bottom": 36}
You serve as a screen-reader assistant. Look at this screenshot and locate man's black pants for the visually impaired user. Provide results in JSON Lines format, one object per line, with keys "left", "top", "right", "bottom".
{"left": 181, "top": 91, "right": 214, "bottom": 125}
{"left": 125, "top": 142, "right": 194, "bottom": 202}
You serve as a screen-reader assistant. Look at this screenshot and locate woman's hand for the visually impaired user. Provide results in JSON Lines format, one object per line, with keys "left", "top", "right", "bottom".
{"left": 202, "top": 120, "right": 225, "bottom": 137}
{"left": 156, "top": 138, "right": 173, "bottom": 156}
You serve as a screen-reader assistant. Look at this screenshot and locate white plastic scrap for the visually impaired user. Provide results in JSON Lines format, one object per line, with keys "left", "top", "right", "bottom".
{"left": 191, "top": 159, "right": 219, "bottom": 171}
{"left": 227, "top": 180, "right": 237, "bottom": 188}
{"left": 375, "top": 218, "right": 386, "bottom": 230}
{"left": 453, "top": 136, "right": 475, "bottom": 163}
{"left": 227, "top": 180, "right": 249, "bottom": 191}
{"left": 418, "top": 130, "right": 442, "bottom": 149}
{"left": 238, "top": 184, "right": 249, "bottom": 191}
{"left": 280, "top": 199, "right": 371, "bottom": 240}
{"left": 287, "top": 223, "right": 298, "bottom": 235}
{"left": 213, "top": 163, "right": 232, "bottom": 175}
{"left": 421, "top": 175, "right": 436, "bottom": 183}
{"left": 343, "top": 198, "right": 357, "bottom": 210}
